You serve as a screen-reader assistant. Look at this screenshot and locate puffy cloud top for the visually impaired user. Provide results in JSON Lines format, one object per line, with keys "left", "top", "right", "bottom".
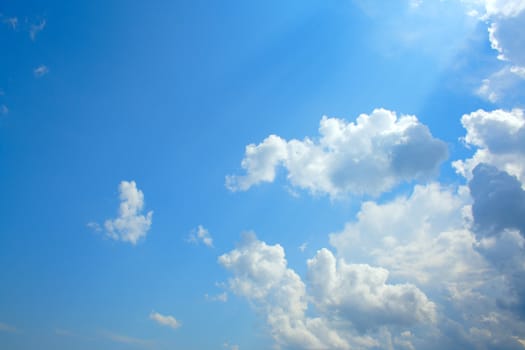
{"left": 220, "top": 234, "right": 436, "bottom": 349}
{"left": 227, "top": 109, "right": 447, "bottom": 198}
{"left": 307, "top": 248, "right": 436, "bottom": 331}
{"left": 453, "top": 109, "right": 525, "bottom": 185}
{"left": 103, "top": 181, "right": 153, "bottom": 245}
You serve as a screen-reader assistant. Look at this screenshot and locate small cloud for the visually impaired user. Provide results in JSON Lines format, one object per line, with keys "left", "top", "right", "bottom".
{"left": 223, "top": 341, "right": 240, "bottom": 350}
{"left": 0, "top": 105, "right": 8, "bottom": 115}
{"left": 188, "top": 225, "right": 213, "bottom": 247}
{"left": 298, "top": 242, "right": 308, "bottom": 252}
{"left": 0, "top": 322, "right": 19, "bottom": 333}
{"left": 149, "top": 311, "right": 181, "bottom": 330}
{"left": 205, "top": 292, "right": 228, "bottom": 302}
{"left": 29, "top": 19, "right": 46, "bottom": 40}
{"left": 87, "top": 222, "right": 102, "bottom": 233}
{"left": 90, "top": 180, "right": 153, "bottom": 245}
{"left": 2, "top": 16, "right": 18, "bottom": 29}
{"left": 100, "top": 330, "right": 152, "bottom": 346}
{"left": 34, "top": 65, "right": 49, "bottom": 78}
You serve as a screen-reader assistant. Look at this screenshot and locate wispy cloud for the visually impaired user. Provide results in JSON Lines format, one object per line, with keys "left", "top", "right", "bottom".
{"left": 100, "top": 330, "right": 152, "bottom": 346}
{"left": 0, "top": 105, "right": 8, "bottom": 116}
{"left": 298, "top": 242, "right": 308, "bottom": 252}
{"left": 1, "top": 15, "right": 18, "bottom": 30}
{"left": 29, "top": 19, "right": 46, "bottom": 40}
{"left": 205, "top": 292, "right": 228, "bottom": 302}
{"left": 149, "top": 311, "right": 181, "bottom": 330}
{"left": 34, "top": 65, "right": 49, "bottom": 78}
{"left": 187, "top": 225, "right": 213, "bottom": 247}
{"left": 0, "top": 322, "right": 19, "bottom": 333}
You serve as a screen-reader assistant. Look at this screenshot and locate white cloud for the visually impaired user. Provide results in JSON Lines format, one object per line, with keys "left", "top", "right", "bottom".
{"left": 33, "top": 65, "right": 49, "bottom": 78}
{"left": 468, "top": 0, "right": 525, "bottom": 101}
{"left": 205, "top": 292, "right": 228, "bottom": 302}
{"left": 149, "top": 311, "right": 181, "bottom": 330}
{"left": 100, "top": 180, "right": 153, "bottom": 245}
{"left": 0, "top": 104, "right": 8, "bottom": 115}
{"left": 188, "top": 225, "right": 213, "bottom": 247}
{"left": 219, "top": 233, "right": 350, "bottom": 349}
{"left": 219, "top": 233, "right": 436, "bottom": 349}
{"left": 482, "top": 0, "right": 525, "bottom": 18}
{"left": 476, "top": 66, "right": 525, "bottom": 102}
{"left": 453, "top": 108, "right": 525, "bottom": 186}
{"left": 324, "top": 176, "right": 525, "bottom": 347}
{"left": 329, "top": 183, "right": 485, "bottom": 285}
{"left": 298, "top": 242, "right": 308, "bottom": 252}
{"left": 29, "top": 19, "right": 46, "bottom": 40}
{"left": 227, "top": 109, "right": 447, "bottom": 198}
{"left": 307, "top": 248, "right": 436, "bottom": 330}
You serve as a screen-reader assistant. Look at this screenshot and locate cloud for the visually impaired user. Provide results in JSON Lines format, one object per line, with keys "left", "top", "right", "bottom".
{"left": 0, "top": 104, "right": 7, "bottom": 115}
{"left": 100, "top": 330, "right": 152, "bottom": 346}
{"left": 0, "top": 15, "right": 17, "bottom": 30}
{"left": 325, "top": 176, "right": 525, "bottom": 347}
{"left": 205, "top": 292, "right": 228, "bottom": 302}
{"left": 329, "top": 183, "right": 479, "bottom": 281}
{"left": 465, "top": 1, "right": 525, "bottom": 101}
{"left": 469, "top": 163, "right": 525, "bottom": 236}
{"left": 149, "top": 311, "right": 181, "bottom": 330}
{"left": 467, "top": 163, "right": 525, "bottom": 318}
{"left": 298, "top": 242, "right": 308, "bottom": 252}
{"left": 99, "top": 180, "right": 153, "bottom": 245}
{"left": 307, "top": 248, "right": 436, "bottom": 331}
{"left": 188, "top": 225, "right": 213, "bottom": 247}
{"left": 33, "top": 65, "right": 49, "bottom": 78}
{"left": 223, "top": 342, "right": 240, "bottom": 350}
{"left": 227, "top": 109, "right": 447, "bottom": 198}
{"left": 0, "top": 322, "right": 18, "bottom": 333}
{"left": 219, "top": 233, "right": 436, "bottom": 349}
{"left": 453, "top": 108, "right": 525, "bottom": 185}
{"left": 482, "top": 0, "right": 525, "bottom": 20}
{"left": 476, "top": 66, "right": 525, "bottom": 102}
{"left": 29, "top": 19, "right": 46, "bottom": 40}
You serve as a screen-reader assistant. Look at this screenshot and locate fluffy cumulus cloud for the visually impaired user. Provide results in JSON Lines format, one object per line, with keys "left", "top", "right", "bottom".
{"left": 329, "top": 183, "right": 485, "bottom": 285}
{"left": 469, "top": 164, "right": 525, "bottom": 236}
{"left": 227, "top": 109, "right": 447, "bottom": 198}
{"left": 149, "top": 311, "right": 181, "bottom": 330}
{"left": 101, "top": 180, "right": 153, "bottom": 245}
{"left": 468, "top": 0, "right": 525, "bottom": 101}
{"left": 453, "top": 109, "right": 525, "bottom": 185}
{"left": 326, "top": 176, "right": 525, "bottom": 348}
{"left": 219, "top": 233, "right": 437, "bottom": 349}
{"left": 307, "top": 248, "right": 436, "bottom": 331}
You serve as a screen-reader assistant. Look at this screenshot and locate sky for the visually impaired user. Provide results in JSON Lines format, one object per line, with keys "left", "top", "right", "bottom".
{"left": 1, "top": 0, "right": 525, "bottom": 349}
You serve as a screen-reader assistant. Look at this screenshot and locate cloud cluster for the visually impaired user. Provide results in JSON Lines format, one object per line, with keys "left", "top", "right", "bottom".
{"left": 471, "top": 0, "right": 525, "bottom": 101}
{"left": 219, "top": 233, "right": 436, "bottom": 349}
{"left": 307, "top": 248, "right": 436, "bottom": 330}
{"left": 227, "top": 109, "right": 447, "bottom": 198}
{"left": 102, "top": 181, "right": 153, "bottom": 245}
{"left": 453, "top": 108, "right": 525, "bottom": 185}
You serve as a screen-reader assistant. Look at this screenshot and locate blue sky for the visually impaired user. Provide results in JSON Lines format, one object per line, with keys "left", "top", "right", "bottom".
{"left": 1, "top": 1, "right": 525, "bottom": 349}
